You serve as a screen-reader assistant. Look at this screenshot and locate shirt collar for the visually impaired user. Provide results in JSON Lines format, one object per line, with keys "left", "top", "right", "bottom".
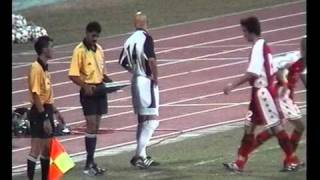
{"left": 136, "top": 27, "right": 147, "bottom": 33}
{"left": 83, "top": 38, "right": 97, "bottom": 52}
{"left": 37, "top": 57, "right": 48, "bottom": 71}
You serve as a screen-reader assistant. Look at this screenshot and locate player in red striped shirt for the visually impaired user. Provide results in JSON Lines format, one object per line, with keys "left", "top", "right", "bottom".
{"left": 222, "top": 16, "right": 300, "bottom": 172}
{"left": 250, "top": 36, "right": 306, "bottom": 169}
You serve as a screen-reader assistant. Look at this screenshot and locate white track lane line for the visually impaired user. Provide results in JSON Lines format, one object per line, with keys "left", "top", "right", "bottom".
{"left": 12, "top": 36, "right": 304, "bottom": 109}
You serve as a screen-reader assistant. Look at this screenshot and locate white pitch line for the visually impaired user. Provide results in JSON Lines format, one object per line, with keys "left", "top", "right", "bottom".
{"left": 12, "top": 32, "right": 304, "bottom": 96}
{"left": 155, "top": 43, "right": 299, "bottom": 49}
{"left": 12, "top": 52, "right": 305, "bottom": 111}
{"left": 12, "top": 117, "right": 246, "bottom": 172}
{"left": 12, "top": 103, "right": 242, "bottom": 153}
{"left": 57, "top": 102, "right": 250, "bottom": 109}
{"left": 164, "top": 102, "right": 249, "bottom": 107}
{"left": 14, "top": 57, "right": 247, "bottom": 65}
{"left": 11, "top": 89, "right": 306, "bottom": 154}
{"left": 157, "top": 57, "right": 247, "bottom": 62}
{"left": 13, "top": 73, "right": 245, "bottom": 109}
{"left": 11, "top": 11, "right": 305, "bottom": 73}
{"left": 12, "top": 103, "right": 306, "bottom": 171}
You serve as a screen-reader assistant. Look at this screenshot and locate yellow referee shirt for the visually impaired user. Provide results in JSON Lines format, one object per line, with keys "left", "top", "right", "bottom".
{"left": 28, "top": 60, "right": 54, "bottom": 104}
{"left": 68, "top": 41, "right": 105, "bottom": 84}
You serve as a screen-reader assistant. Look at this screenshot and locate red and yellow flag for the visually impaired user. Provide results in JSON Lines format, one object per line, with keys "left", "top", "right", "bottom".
{"left": 48, "top": 137, "right": 75, "bottom": 180}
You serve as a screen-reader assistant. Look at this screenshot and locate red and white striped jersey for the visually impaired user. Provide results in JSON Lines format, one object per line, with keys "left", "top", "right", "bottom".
{"left": 247, "top": 38, "right": 277, "bottom": 94}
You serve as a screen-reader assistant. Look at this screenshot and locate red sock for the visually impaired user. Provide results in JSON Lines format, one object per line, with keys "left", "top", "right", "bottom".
{"left": 275, "top": 130, "right": 298, "bottom": 165}
{"left": 235, "top": 134, "right": 255, "bottom": 169}
{"left": 250, "top": 130, "right": 273, "bottom": 153}
{"left": 290, "top": 130, "right": 303, "bottom": 152}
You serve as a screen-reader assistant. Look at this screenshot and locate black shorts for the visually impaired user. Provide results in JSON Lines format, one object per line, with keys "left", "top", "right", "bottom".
{"left": 80, "top": 87, "right": 108, "bottom": 116}
{"left": 28, "top": 104, "right": 55, "bottom": 138}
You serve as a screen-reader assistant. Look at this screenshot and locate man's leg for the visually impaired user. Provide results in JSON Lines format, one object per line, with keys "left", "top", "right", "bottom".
{"left": 132, "top": 115, "right": 159, "bottom": 168}
{"left": 231, "top": 124, "right": 256, "bottom": 170}
{"left": 40, "top": 138, "right": 51, "bottom": 180}
{"left": 135, "top": 115, "right": 146, "bottom": 158}
{"left": 136, "top": 115, "right": 143, "bottom": 144}
{"left": 27, "top": 138, "right": 41, "bottom": 180}
{"left": 271, "top": 124, "right": 300, "bottom": 169}
{"left": 250, "top": 129, "right": 273, "bottom": 153}
{"left": 84, "top": 115, "right": 98, "bottom": 169}
{"left": 136, "top": 115, "right": 159, "bottom": 159}
{"left": 289, "top": 119, "right": 305, "bottom": 152}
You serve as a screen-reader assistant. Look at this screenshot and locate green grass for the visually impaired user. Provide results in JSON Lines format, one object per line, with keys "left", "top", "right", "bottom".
{"left": 14, "top": 120, "right": 306, "bottom": 180}
{"left": 12, "top": 0, "right": 302, "bottom": 53}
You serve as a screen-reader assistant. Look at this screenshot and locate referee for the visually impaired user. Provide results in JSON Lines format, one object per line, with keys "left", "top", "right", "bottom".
{"left": 27, "top": 36, "right": 64, "bottom": 180}
{"left": 69, "top": 21, "right": 110, "bottom": 176}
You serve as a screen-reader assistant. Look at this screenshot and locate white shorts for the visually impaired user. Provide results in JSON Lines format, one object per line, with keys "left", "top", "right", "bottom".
{"left": 276, "top": 87, "right": 302, "bottom": 121}
{"left": 131, "top": 75, "right": 159, "bottom": 116}
{"left": 245, "top": 87, "right": 281, "bottom": 129}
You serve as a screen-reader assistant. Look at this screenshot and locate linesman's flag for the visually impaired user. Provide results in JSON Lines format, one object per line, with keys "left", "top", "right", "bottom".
{"left": 48, "top": 137, "right": 75, "bottom": 180}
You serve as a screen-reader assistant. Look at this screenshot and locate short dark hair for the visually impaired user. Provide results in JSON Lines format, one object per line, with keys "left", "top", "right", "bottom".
{"left": 240, "top": 16, "right": 261, "bottom": 36}
{"left": 86, "top": 21, "right": 101, "bottom": 33}
{"left": 34, "top": 36, "right": 53, "bottom": 55}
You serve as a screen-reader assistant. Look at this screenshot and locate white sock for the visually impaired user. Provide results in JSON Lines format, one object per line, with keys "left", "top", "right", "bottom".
{"left": 136, "top": 120, "right": 159, "bottom": 158}
{"left": 136, "top": 123, "right": 143, "bottom": 143}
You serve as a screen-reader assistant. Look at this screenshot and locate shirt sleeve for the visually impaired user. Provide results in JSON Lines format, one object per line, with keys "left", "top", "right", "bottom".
{"left": 29, "top": 67, "right": 42, "bottom": 95}
{"left": 119, "top": 48, "right": 128, "bottom": 66}
{"left": 247, "top": 41, "right": 264, "bottom": 76}
{"left": 144, "top": 34, "right": 156, "bottom": 60}
{"left": 68, "top": 48, "right": 83, "bottom": 76}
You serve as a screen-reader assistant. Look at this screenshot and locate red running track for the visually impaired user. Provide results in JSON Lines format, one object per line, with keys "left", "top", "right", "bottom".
{"left": 12, "top": 1, "right": 306, "bottom": 171}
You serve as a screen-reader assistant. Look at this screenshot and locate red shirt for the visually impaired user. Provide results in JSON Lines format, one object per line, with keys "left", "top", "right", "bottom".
{"left": 287, "top": 58, "right": 304, "bottom": 99}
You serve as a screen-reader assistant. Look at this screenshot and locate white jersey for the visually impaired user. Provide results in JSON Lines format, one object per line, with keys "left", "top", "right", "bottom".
{"left": 119, "top": 28, "right": 159, "bottom": 116}
{"left": 246, "top": 39, "right": 276, "bottom": 88}
{"left": 272, "top": 50, "right": 301, "bottom": 71}
{"left": 119, "top": 28, "right": 156, "bottom": 77}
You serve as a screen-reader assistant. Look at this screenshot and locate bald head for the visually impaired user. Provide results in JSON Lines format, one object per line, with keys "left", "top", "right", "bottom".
{"left": 134, "top": 11, "right": 148, "bottom": 29}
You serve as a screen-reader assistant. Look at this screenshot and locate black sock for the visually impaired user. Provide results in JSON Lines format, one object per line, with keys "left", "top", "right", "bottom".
{"left": 40, "top": 157, "right": 50, "bottom": 180}
{"left": 85, "top": 134, "right": 97, "bottom": 168}
{"left": 27, "top": 155, "right": 37, "bottom": 180}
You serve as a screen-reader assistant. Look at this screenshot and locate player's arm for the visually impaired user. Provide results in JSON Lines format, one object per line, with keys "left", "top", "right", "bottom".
{"left": 223, "top": 72, "right": 257, "bottom": 94}
{"left": 118, "top": 48, "right": 133, "bottom": 73}
{"left": 52, "top": 104, "right": 66, "bottom": 125}
{"left": 32, "top": 93, "right": 45, "bottom": 113}
{"left": 68, "top": 49, "right": 95, "bottom": 95}
{"left": 300, "top": 70, "right": 307, "bottom": 87}
{"left": 148, "top": 58, "right": 158, "bottom": 85}
{"left": 224, "top": 42, "right": 263, "bottom": 95}
{"left": 29, "top": 68, "right": 52, "bottom": 134}
{"left": 69, "top": 76, "right": 95, "bottom": 95}
{"left": 276, "top": 68, "right": 289, "bottom": 86}
{"left": 29, "top": 68, "right": 45, "bottom": 113}
{"left": 145, "top": 35, "right": 158, "bottom": 85}
{"left": 276, "top": 68, "right": 290, "bottom": 97}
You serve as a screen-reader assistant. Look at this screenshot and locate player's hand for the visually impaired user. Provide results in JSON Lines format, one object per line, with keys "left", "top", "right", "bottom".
{"left": 83, "top": 84, "right": 96, "bottom": 96}
{"left": 153, "top": 79, "right": 158, "bottom": 86}
{"left": 223, "top": 83, "right": 233, "bottom": 95}
{"left": 278, "top": 86, "right": 289, "bottom": 98}
{"left": 55, "top": 111, "right": 65, "bottom": 125}
{"left": 103, "top": 74, "right": 113, "bottom": 83}
{"left": 43, "top": 119, "right": 52, "bottom": 135}
{"left": 148, "top": 76, "right": 158, "bottom": 86}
